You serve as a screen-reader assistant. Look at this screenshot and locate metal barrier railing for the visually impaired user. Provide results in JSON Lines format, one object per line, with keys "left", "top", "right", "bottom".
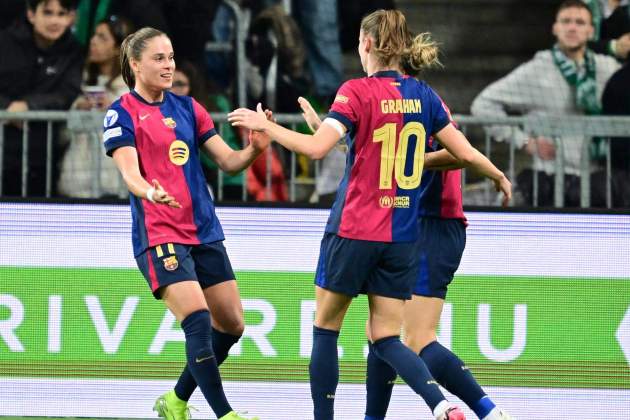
{"left": 1, "top": 110, "right": 629, "bottom": 207}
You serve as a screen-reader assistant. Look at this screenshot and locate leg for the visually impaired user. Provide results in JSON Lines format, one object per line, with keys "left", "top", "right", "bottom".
{"left": 310, "top": 286, "right": 353, "bottom": 420}
{"left": 367, "top": 294, "right": 453, "bottom": 419}
{"left": 174, "top": 280, "right": 245, "bottom": 402}
{"left": 161, "top": 281, "right": 233, "bottom": 419}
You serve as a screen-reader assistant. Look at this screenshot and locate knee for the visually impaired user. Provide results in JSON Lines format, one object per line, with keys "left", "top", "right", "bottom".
{"left": 404, "top": 330, "right": 437, "bottom": 354}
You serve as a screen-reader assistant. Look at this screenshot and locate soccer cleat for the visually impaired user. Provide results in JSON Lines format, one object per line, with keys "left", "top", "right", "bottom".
{"left": 437, "top": 406, "right": 466, "bottom": 420}
{"left": 218, "top": 411, "right": 260, "bottom": 420}
{"left": 153, "top": 390, "right": 196, "bottom": 420}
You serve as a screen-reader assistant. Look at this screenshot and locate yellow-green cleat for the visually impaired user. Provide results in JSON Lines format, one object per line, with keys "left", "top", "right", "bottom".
{"left": 153, "top": 390, "right": 196, "bottom": 420}
{"left": 218, "top": 411, "right": 260, "bottom": 420}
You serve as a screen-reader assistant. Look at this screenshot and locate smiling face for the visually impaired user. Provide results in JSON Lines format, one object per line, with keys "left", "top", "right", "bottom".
{"left": 553, "top": 6, "right": 594, "bottom": 53}
{"left": 27, "top": 0, "right": 75, "bottom": 47}
{"left": 130, "top": 35, "right": 175, "bottom": 93}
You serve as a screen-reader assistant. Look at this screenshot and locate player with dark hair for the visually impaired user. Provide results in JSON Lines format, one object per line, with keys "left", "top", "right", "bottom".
{"left": 229, "top": 9, "right": 511, "bottom": 420}
{"left": 103, "top": 26, "right": 268, "bottom": 420}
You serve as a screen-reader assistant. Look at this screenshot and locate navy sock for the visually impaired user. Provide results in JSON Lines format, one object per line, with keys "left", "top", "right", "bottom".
{"left": 364, "top": 341, "right": 397, "bottom": 420}
{"left": 309, "top": 326, "right": 340, "bottom": 420}
{"left": 372, "top": 336, "right": 445, "bottom": 411}
{"left": 180, "top": 310, "right": 232, "bottom": 418}
{"left": 174, "top": 327, "right": 241, "bottom": 401}
{"left": 421, "top": 341, "right": 495, "bottom": 419}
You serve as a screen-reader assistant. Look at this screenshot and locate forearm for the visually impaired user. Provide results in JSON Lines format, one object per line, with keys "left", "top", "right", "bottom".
{"left": 219, "top": 144, "right": 263, "bottom": 175}
{"left": 424, "top": 149, "right": 462, "bottom": 170}
{"left": 468, "top": 149, "right": 506, "bottom": 182}
{"left": 263, "top": 120, "right": 329, "bottom": 159}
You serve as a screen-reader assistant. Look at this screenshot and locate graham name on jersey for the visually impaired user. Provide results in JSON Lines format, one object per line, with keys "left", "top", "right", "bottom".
{"left": 380, "top": 99, "right": 421, "bottom": 114}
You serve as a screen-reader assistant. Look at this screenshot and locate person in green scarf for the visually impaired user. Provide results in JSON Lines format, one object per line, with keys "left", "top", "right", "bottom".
{"left": 471, "top": 0, "right": 620, "bottom": 207}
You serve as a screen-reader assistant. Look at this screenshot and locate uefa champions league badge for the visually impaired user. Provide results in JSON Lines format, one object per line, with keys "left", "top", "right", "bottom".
{"left": 104, "top": 110, "right": 118, "bottom": 127}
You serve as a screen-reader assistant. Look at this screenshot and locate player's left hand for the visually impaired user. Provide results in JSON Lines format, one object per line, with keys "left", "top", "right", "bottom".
{"left": 228, "top": 103, "right": 269, "bottom": 131}
{"left": 249, "top": 108, "right": 274, "bottom": 152}
{"left": 494, "top": 174, "right": 512, "bottom": 207}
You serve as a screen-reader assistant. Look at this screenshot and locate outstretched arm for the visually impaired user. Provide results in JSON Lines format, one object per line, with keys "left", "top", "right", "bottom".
{"left": 228, "top": 103, "right": 342, "bottom": 160}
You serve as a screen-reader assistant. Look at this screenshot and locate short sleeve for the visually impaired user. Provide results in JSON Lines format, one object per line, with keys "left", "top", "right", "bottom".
{"left": 103, "top": 103, "right": 135, "bottom": 157}
{"left": 427, "top": 87, "right": 451, "bottom": 135}
{"left": 192, "top": 98, "right": 217, "bottom": 146}
{"left": 326, "top": 80, "right": 361, "bottom": 133}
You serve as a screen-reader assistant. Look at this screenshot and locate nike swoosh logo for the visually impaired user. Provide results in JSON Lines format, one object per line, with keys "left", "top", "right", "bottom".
{"left": 195, "top": 355, "right": 215, "bottom": 363}
{"left": 139, "top": 114, "right": 150, "bottom": 121}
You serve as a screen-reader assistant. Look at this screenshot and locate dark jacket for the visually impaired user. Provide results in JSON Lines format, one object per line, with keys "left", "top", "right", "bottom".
{"left": 602, "top": 63, "right": 630, "bottom": 171}
{"left": 0, "top": 20, "right": 84, "bottom": 110}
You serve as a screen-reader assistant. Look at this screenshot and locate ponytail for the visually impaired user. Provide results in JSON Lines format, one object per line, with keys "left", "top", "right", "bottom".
{"left": 361, "top": 10, "right": 441, "bottom": 75}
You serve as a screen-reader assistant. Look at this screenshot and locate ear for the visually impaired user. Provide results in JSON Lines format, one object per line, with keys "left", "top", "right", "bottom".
{"left": 364, "top": 35, "right": 373, "bottom": 55}
{"left": 551, "top": 22, "right": 558, "bottom": 38}
{"left": 26, "top": 8, "right": 35, "bottom": 25}
{"left": 130, "top": 58, "right": 140, "bottom": 74}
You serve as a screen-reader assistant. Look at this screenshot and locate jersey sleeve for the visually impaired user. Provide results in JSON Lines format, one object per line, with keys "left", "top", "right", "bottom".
{"left": 103, "top": 102, "right": 135, "bottom": 157}
{"left": 326, "top": 80, "right": 361, "bottom": 133}
{"left": 427, "top": 87, "right": 452, "bottom": 135}
{"left": 192, "top": 98, "right": 218, "bottom": 146}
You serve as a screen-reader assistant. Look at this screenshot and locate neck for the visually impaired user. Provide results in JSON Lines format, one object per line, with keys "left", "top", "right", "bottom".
{"left": 135, "top": 84, "right": 164, "bottom": 103}
{"left": 560, "top": 44, "right": 586, "bottom": 62}
{"left": 367, "top": 61, "right": 402, "bottom": 77}
{"left": 98, "top": 61, "right": 114, "bottom": 79}
{"left": 33, "top": 32, "right": 55, "bottom": 50}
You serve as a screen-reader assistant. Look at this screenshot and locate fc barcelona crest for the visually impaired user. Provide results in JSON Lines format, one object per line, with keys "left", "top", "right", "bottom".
{"left": 162, "top": 117, "right": 177, "bottom": 128}
{"left": 163, "top": 255, "right": 179, "bottom": 271}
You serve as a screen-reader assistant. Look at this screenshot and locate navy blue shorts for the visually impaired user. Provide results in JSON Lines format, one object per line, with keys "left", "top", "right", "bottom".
{"left": 135, "top": 241, "right": 236, "bottom": 299}
{"left": 315, "top": 233, "right": 418, "bottom": 300}
{"left": 413, "top": 218, "right": 466, "bottom": 299}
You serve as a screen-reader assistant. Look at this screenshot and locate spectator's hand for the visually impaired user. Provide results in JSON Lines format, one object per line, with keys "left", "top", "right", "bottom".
{"left": 150, "top": 179, "right": 181, "bottom": 208}
{"left": 493, "top": 174, "right": 512, "bottom": 207}
{"left": 6, "top": 101, "right": 29, "bottom": 128}
{"left": 228, "top": 103, "right": 270, "bottom": 132}
{"left": 526, "top": 136, "right": 556, "bottom": 160}
{"left": 298, "top": 97, "right": 322, "bottom": 133}
{"left": 249, "top": 109, "right": 274, "bottom": 152}
{"left": 74, "top": 95, "right": 93, "bottom": 110}
{"left": 7, "top": 101, "right": 28, "bottom": 113}
{"left": 614, "top": 33, "right": 630, "bottom": 60}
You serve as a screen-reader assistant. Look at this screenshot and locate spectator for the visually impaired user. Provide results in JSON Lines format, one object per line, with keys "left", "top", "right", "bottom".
{"left": 0, "top": 0, "right": 83, "bottom": 196}
{"left": 471, "top": 0, "right": 620, "bottom": 207}
{"left": 57, "top": 15, "right": 134, "bottom": 198}
{"left": 584, "top": 0, "right": 630, "bottom": 59}
{"left": 602, "top": 62, "right": 630, "bottom": 206}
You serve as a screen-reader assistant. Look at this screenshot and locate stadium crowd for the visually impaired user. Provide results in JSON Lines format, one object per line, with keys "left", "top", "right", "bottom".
{"left": 0, "top": 0, "right": 628, "bottom": 207}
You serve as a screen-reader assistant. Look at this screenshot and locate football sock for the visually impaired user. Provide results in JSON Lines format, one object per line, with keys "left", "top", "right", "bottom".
{"left": 310, "top": 326, "right": 340, "bottom": 420}
{"left": 421, "top": 341, "right": 494, "bottom": 419}
{"left": 174, "top": 327, "right": 241, "bottom": 401}
{"left": 371, "top": 336, "right": 446, "bottom": 411}
{"left": 180, "top": 310, "right": 232, "bottom": 418}
{"left": 364, "top": 341, "right": 397, "bottom": 419}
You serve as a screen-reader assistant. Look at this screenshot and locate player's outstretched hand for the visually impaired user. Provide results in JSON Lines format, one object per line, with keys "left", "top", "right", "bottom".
{"left": 228, "top": 103, "right": 269, "bottom": 131}
{"left": 494, "top": 175, "right": 512, "bottom": 207}
{"left": 151, "top": 179, "right": 181, "bottom": 208}
{"left": 297, "top": 97, "right": 321, "bottom": 133}
{"left": 249, "top": 108, "right": 274, "bottom": 152}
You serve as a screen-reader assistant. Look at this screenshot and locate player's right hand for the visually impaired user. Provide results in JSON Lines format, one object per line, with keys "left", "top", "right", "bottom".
{"left": 151, "top": 179, "right": 181, "bottom": 208}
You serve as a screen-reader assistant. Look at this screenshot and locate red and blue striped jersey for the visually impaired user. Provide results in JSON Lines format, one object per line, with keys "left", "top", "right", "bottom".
{"left": 103, "top": 90, "right": 224, "bottom": 256}
{"left": 326, "top": 70, "right": 451, "bottom": 242}
{"left": 418, "top": 102, "right": 466, "bottom": 222}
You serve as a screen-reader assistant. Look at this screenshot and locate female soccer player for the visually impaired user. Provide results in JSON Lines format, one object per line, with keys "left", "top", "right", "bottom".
{"left": 102, "top": 27, "right": 266, "bottom": 420}
{"left": 229, "top": 9, "right": 511, "bottom": 420}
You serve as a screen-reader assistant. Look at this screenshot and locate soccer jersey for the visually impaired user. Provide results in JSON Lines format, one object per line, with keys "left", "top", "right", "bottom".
{"left": 418, "top": 102, "right": 466, "bottom": 221}
{"left": 103, "top": 90, "right": 224, "bottom": 256}
{"left": 325, "top": 70, "right": 451, "bottom": 242}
